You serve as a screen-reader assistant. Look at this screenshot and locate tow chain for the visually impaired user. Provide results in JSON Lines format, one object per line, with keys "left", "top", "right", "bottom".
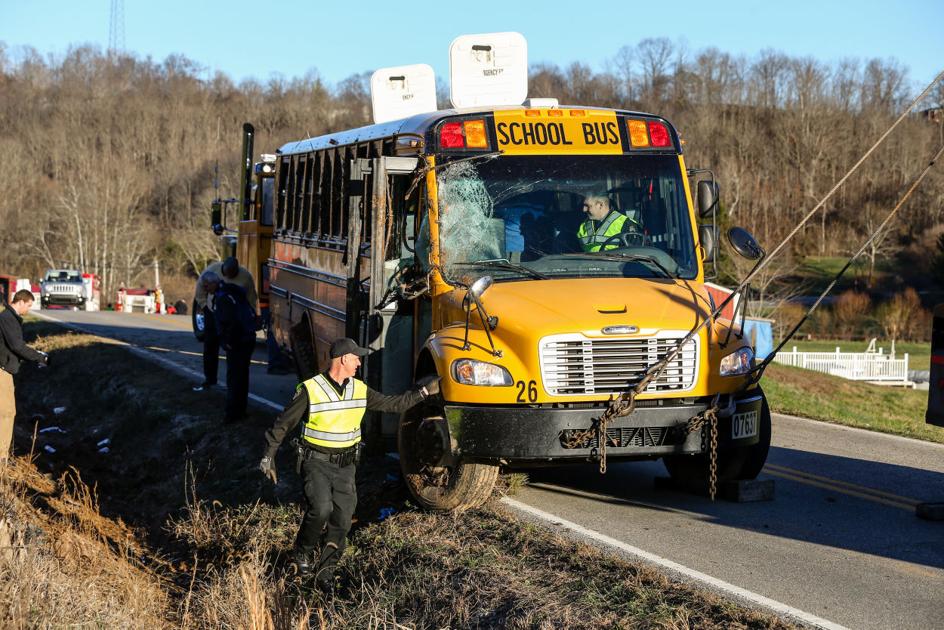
{"left": 683, "top": 402, "right": 721, "bottom": 500}
{"left": 596, "top": 392, "right": 637, "bottom": 473}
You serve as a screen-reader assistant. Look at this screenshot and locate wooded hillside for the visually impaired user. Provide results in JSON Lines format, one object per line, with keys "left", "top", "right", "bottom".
{"left": 1, "top": 40, "right": 941, "bottom": 307}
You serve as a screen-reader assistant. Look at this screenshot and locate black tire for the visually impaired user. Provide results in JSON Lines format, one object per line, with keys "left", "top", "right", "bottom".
{"left": 191, "top": 299, "right": 205, "bottom": 342}
{"left": 290, "top": 318, "right": 318, "bottom": 381}
{"left": 735, "top": 391, "right": 772, "bottom": 480}
{"left": 663, "top": 389, "right": 772, "bottom": 486}
{"left": 398, "top": 402, "right": 498, "bottom": 511}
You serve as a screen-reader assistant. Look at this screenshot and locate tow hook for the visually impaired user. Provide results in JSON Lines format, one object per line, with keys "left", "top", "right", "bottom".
{"left": 715, "top": 394, "right": 737, "bottom": 418}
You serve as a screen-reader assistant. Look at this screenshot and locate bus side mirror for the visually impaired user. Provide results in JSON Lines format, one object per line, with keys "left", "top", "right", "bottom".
{"left": 697, "top": 180, "right": 719, "bottom": 219}
{"left": 727, "top": 227, "right": 765, "bottom": 261}
{"left": 698, "top": 225, "right": 716, "bottom": 263}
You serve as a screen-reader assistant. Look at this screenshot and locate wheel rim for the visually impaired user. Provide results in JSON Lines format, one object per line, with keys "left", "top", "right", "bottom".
{"left": 399, "top": 408, "right": 463, "bottom": 506}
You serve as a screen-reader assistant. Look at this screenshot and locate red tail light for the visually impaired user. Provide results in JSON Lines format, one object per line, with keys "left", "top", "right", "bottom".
{"left": 648, "top": 121, "right": 671, "bottom": 147}
{"left": 440, "top": 122, "right": 465, "bottom": 149}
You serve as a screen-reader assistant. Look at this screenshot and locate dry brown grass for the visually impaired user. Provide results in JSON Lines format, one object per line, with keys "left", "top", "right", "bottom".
{"left": 0, "top": 318, "right": 797, "bottom": 628}
{"left": 0, "top": 456, "right": 170, "bottom": 628}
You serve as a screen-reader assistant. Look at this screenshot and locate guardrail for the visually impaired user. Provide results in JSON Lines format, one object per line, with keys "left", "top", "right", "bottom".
{"left": 772, "top": 346, "right": 912, "bottom": 386}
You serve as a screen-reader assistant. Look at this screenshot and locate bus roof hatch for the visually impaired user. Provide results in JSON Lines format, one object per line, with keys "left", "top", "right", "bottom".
{"left": 370, "top": 64, "right": 438, "bottom": 124}
{"left": 449, "top": 32, "right": 528, "bottom": 109}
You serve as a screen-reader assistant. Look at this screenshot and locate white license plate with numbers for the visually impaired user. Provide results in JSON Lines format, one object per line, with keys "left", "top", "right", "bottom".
{"left": 732, "top": 410, "right": 758, "bottom": 439}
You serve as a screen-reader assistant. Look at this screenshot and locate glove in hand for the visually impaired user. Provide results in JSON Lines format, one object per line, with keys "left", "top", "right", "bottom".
{"left": 417, "top": 375, "right": 440, "bottom": 397}
{"left": 259, "top": 456, "right": 277, "bottom": 484}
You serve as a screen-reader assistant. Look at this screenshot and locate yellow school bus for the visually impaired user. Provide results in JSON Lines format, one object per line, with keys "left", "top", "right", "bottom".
{"left": 259, "top": 104, "right": 770, "bottom": 510}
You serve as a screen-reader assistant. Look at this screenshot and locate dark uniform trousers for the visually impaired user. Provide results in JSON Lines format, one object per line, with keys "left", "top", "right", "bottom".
{"left": 224, "top": 337, "right": 254, "bottom": 421}
{"left": 297, "top": 452, "right": 357, "bottom": 554}
{"left": 202, "top": 307, "right": 220, "bottom": 385}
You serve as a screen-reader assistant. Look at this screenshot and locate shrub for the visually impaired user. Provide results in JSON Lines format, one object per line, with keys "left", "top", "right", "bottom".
{"left": 833, "top": 291, "right": 872, "bottom": 340}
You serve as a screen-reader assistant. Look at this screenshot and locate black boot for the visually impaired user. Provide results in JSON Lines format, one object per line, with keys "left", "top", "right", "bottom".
{"left": 290, "top": 547, "right": 313, "bottom": 576}
{"left": 314, "top": 542, "right": 340, "bottom": 592}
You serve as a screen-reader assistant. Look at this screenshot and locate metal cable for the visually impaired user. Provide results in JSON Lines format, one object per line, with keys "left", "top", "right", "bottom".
{"left": 589, "top": 69, "right": 944, "bottom": 476}
{"left": 616, "top": 69, "right": 944, "bottom": 401}
{"left": 748, "top": 142, "right": 944, "bottom": 382}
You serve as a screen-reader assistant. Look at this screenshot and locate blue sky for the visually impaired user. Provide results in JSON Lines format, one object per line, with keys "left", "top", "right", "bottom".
{"left": 1, "top": 0, "right": 942, "bottom": 90}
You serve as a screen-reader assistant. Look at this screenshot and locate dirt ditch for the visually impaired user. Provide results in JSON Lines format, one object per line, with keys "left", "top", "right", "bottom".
{"left": 0, "top": 320, "right": 794, "bottom": 628}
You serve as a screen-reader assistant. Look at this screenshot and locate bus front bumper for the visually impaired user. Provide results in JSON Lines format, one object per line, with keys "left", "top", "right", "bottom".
{"left": 442, "top": 393, "right": 763, "bottom": 464}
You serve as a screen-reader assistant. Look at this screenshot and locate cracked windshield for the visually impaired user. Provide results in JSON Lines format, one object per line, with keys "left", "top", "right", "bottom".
{"left": 435, "top": 154, "right": 697, "bottom": 284}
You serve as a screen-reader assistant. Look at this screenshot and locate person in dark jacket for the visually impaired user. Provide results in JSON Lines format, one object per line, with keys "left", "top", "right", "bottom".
{"left": 0, "top": 290, "right": 49, "bottom": 461}
{"left": 213, "top": 276, "right": 257, "bottom": 423}
{"left": 192, "top": 257, "right": 258, "bottom": 392}
{"left": 258, "top": 337, "right": 440, "bottom": 591}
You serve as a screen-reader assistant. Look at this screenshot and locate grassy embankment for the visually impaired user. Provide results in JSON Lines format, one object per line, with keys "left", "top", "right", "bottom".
{"left": 0, "top": 321, "right": 792, "bottom": 629}
{"left": 759, "top": 255, "right": 943, "bottom": 441}
{"left": 762, "top": 364, "right": 941, "bottom": 444}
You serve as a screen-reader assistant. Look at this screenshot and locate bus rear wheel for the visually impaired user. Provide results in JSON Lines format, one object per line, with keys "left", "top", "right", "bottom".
{"left": 662, "top": 390, "right": 772, "bottom": 488}
{"left": 398, "top": 405, "right": 498, "bottom": 511}
{"left": 289, "top": 317, "right": 318, "bottom": 381}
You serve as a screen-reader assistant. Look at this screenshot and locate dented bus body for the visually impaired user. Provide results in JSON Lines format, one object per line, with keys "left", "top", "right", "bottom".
{"left": 262, "top": 105, "right": 770, "bottom": 510}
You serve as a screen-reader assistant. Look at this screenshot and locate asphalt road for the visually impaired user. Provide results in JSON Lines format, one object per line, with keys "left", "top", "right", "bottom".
{"left": 35, "top": 309, "right": 944, "bottom": 629}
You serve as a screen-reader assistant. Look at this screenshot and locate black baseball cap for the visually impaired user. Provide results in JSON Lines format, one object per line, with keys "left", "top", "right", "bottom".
{"left": 329, "top": 337, "right": 369, "bottom": 358}
{"left": 221, "top": 256, "right": 239, "bottom": 278}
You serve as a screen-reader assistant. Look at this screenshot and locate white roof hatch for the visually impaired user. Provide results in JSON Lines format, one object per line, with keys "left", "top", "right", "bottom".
{"left": 370, "top": 64, "right": 438, "bottom": 125}
{"left": 449, "top": 31, "right": 528, "bottom": 109}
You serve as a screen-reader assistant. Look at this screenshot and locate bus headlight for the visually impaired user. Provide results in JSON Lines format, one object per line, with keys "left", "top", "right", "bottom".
{"left": 720, "top": 347, "right": 755, "bottom": 376}
{"left": 451, "top": 359, "right": 513, "bottom": 386}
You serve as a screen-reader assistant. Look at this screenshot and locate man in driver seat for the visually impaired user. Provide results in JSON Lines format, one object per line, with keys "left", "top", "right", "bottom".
{"left": 576, "top": 194, "right": 642, "bottom": 252}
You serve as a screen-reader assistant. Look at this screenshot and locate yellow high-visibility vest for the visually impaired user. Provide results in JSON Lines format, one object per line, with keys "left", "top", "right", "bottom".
{"left": 299, "top": 374, "right": 367, "bottom": 449}
{"left": 578, "top": 211, "right": 630, "bottom": 252}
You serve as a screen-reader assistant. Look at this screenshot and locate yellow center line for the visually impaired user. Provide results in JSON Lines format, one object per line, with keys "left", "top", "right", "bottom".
{"left": 765, "top": 463, "right": 920, "bottom": 506}
{"left": 764, "top": 467, "right": 917, "bottom": 511}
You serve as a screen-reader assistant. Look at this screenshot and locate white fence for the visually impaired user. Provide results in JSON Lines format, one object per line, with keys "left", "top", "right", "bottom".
{"left": 772, "top": 346, "right": 911, "bottom": 386}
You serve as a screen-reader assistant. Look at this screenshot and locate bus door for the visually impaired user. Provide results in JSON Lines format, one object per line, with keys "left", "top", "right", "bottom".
{"left": 346, "top": 156, "right": 420, "bottom": 440}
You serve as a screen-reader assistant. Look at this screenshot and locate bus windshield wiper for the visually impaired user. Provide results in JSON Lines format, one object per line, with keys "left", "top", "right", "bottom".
{"left": 561, "top": 252, "right": 676, "bottom": 278}
{"left": 452, "top": 259, "right": 549, "bottom": 280}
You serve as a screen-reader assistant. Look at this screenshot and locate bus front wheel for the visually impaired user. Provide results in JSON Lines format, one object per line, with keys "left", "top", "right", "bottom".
{"left": 398, "top": 404, "right": 498, "bottom": 511}
{"left": 662, "top": 390, "right": 772, "bottom": 488}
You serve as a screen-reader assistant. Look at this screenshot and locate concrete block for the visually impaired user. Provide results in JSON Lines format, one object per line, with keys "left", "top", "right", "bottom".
{"left": 654, "top": 476, "right": 775, "bottom": 502}
{"left": 720, "top": 479, "right": 775, "bottom": 502}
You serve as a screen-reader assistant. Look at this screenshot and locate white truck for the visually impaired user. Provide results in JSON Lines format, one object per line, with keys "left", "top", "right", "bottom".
{"left": 40, "top": 269, "right": 94, "bottom": 310}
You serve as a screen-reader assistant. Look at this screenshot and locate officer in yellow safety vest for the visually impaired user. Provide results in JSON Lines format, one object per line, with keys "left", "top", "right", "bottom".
{"left": 576, "top": 195, "right": 642, "bottom": 252}
{"left": 258, "top": 337, "right": 439, "bottom": 591}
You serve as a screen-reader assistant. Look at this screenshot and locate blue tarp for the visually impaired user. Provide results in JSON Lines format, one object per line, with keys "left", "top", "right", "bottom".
{"left": 744, "top": 318, "right": 774, "bottom": 359}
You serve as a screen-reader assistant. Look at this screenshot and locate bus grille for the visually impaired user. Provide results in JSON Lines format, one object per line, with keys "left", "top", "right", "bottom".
{"left": 540, "top": 333, "right": 699, "bottom": 395}
{"left": 559, "top": 426, "right": 681, "bottom": 449}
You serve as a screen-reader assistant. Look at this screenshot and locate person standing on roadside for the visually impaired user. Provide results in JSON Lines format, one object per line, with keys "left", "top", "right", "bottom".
{"left": 211, "top": 273, "right": 258, "bottom": 424}
{"left": 258, "top": 337, "right": 440, "bottom": 591}
{"left": 0, "top": 290, "right": 49, "bottom": 461}
{"left": 193, "top": 256, "right": 257, "bottom": 392}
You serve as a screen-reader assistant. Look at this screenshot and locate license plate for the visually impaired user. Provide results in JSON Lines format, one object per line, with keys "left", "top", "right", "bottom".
{"left": 732, "top": 410, "right": 758, "bottom": 439}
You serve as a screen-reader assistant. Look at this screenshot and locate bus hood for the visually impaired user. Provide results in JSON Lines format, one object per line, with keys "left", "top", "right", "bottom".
{"left": 476, "top": 277, "right": 711, "bottom": 337}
